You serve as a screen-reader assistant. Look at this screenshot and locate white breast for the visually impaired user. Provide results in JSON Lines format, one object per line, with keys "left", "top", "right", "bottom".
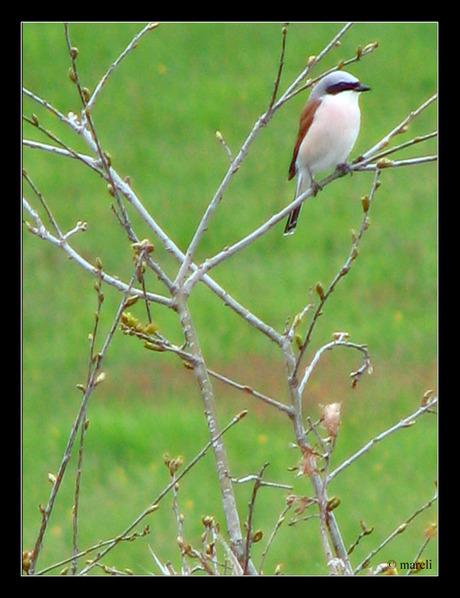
{"left": 297, "top": 90, "right": 362, "bottom": 176}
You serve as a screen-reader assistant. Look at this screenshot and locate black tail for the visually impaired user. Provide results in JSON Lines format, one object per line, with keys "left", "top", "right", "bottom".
{"left": 284, "top": 205, "right": 302, "bottom": 236}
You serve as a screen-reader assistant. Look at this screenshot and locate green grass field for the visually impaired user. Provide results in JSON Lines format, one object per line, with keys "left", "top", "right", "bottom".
{"left": 23, "top": 23, "right": 437, "bottom": 575}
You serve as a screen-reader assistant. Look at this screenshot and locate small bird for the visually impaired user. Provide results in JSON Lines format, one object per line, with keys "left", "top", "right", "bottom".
{"left": 284, "top": 71, "right": 370, "bottom": 235}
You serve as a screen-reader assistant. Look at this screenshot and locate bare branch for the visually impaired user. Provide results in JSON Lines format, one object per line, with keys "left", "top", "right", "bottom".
{"left": 294, "top": 169, "right": 381, "bottom": 378}
{"left": 367, "top": 130, "right": 437, "bottom": 163}
{"left": 86, "top": 23, "right": 159, "bottom": 112}
{"left": 259, "top": 498, "right": 294, "bottom": 574}
{"left": 359, "top": 93, "right": 438, "bottom": 164}
{"left": 244, "top": 463, "right": 270, "bottom": 574}
{"left": 183, "top": 182, "right": 317, "bottom": 294}
{"left": 215, "top": 130, "right": 233, "bottom": 162}
{"left": 355, "top": 488, "right": 437, "bottom": 574}
{"left": 23, "top": 196, "right": 173, "bottom": 308}
{"left": 78, "top": 409, "right": 249, "bottom": 575}
{"left": 23, "top": 139, "right": 282, "bottom": 343}
{"left": 355, "top": 155, "right": 437, "bottom": 171}
{"left": 299, "top": 336, "right": 372, "bottom": 396}
{"left": 267, "top": 23, "right": 289, "bottom": 111}
{"left": 277, "top": 22, "right": 355, "bottom": 107}
{"left": 174, "top": 23, "right": 356, "bottom": 290}
{"left": 23, "top": 86, "right": 71, "bottom": 126}
{"left": 328, "top": 397, "right": 437, "bottom": 483}
{"left": 174, "top": 290, "right": 257, "bottom": 574}
{"left": 208, "top": 369, "right": 293, "bottom": 415}
{"left": 28, "top": 261, "right": 144, "bottom": 575}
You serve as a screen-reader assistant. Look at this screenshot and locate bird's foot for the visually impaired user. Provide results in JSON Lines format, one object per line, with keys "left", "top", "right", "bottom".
{"left": 310, "top": 180, "right": 322, "bottom": 196}
{"left": 336, "top": 162, "right": 352, "bottom": 177}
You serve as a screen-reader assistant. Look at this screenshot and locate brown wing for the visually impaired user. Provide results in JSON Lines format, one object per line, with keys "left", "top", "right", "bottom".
{"left": 288, "top": 98, "right": 321, "bottom": 180}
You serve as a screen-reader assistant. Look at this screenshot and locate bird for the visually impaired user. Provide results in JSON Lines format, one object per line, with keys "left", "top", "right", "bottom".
{"left": 284, "top": 70, "right": 370, "bottom": 235}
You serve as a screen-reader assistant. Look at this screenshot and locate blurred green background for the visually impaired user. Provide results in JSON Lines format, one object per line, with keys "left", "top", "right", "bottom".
{"left": 22, "top": 23, "right": 437, "bottom": 575}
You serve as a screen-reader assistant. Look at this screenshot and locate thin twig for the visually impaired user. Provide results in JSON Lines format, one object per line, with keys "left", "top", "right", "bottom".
{"left": 71, "top": 416, "right": 88, "bottom": 574}
{"left": 174, "top": 22, "right": 356, "bottom": 290}
{"left": 78, "top": 410, "right": 249, "bottom": 575}
{"left": 355, "top": 155, "right": 437, "bottom": 171}
{"left": 285, "top": 40, "right": 379, "bottom": 105}
{"left": 22, "top": 170, "right": 62, "bottom": 238}
{"left": 23, "top": 197, "right": 172, "bottom": 308}
{"left": 328, "top": 397, "right": 438, "bottom": 483}
{"left": 407, "top": 524, "right": 436, "bottom": 576}
{"left": 347, "top": 520, "right": 374, "bottom": 557}
{"left": 23, "top": 86, "right": 71, "bottom": 126}
{"left": 276, "top": 22, "right": 355, "bottom": 108}
{"left": 354, "top": 489, "right": 437, "bottom": 574}
{"left": 28, "top": 266, "right": 143, "bottom": 575}
{"left": 36, "top": 529, "right": 151, "bottom": 576}
{"left": 359, "top": 93, "right": 438, "bottom": 164}
{"left": 86, "top": 23, "right": 159, "bottom": 112}
{"left": 170, "top": 469, "right": 190, "bottom": 574}
{"left": 258, "top": 499, "right": 293, "bottom": 574}
{"left": 294, "top": 169, "right": 381, "bottom": 379}
{"left": 208, "top": 369, "right": 293, "bottom": 415}
{"left": 267, "top": 23, "right": 289, "bottom": 111}
{"left": 71, "top": 267, "right": 105, "bottom": 573}
{"left": 183, "top": 182, "right": 318, "bottom": 294}
{"left": 23, "top": 138, "right": 105, "bottom": 176}
{"left": 299, "top": 337, "right": 371, "bottom": 395}
{"left": 244, "top": 463, "right": 270, "bottom": 574}
{"left": 368, "top": 131, "right": 437, "bottom": 163}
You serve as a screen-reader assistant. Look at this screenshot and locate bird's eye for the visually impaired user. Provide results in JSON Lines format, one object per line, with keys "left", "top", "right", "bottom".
{"left": 327, "top": 81, "right": 358, "bottom": 95}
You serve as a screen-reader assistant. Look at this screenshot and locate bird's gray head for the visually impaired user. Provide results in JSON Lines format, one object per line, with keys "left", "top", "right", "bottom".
{"left": 310, "top": 71, "right": 371, "bottom": 101}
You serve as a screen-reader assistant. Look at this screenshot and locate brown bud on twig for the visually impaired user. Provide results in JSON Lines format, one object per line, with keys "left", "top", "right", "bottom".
{"left": 68, "top": 67, "right": 77, "bottom": 83}
{"left": 326, "top": 496, "right": 341, "bottom": 511}
{"left": 315, "top": 282, "right": 325, "bottom": 300}
{"left": 421, "top": 389, "right": 434, "bottom": 406}
{"left": 23, "top": 550, "right": 33, "bottom": 573}
{"left": 252, "top": 530, "right": 263, "bottom": 543}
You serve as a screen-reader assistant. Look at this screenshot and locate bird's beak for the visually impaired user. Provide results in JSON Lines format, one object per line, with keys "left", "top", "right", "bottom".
{"left": 357, "top": 83, "right": 371, "bottom": 92}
